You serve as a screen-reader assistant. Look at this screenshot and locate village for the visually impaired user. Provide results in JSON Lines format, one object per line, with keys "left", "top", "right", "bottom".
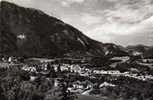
{"left": 1, "top": 55, "right": 153, "bottom": 99}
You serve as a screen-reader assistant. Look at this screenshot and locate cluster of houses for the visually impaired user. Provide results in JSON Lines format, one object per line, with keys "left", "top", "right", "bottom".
{"left": 0, "top": 56, "right": 18, "bottom": 63}
{"left": 19, "top": 61, "right": 153, "bottom": 96}
{"left": 1, "top": 55, "right": 153, "bottom": 96}
{"left": 18, "top": 63, "right": 118, "bottom": 95}
{"left": 93, "top": 69, "right": 153, "bottom": 81}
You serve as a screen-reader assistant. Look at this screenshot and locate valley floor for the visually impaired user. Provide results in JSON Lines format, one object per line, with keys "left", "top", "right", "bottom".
{"left": 0, "top": 57, "right": 153, "bottom": 100}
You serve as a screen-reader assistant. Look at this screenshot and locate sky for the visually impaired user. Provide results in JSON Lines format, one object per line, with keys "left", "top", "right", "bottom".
{"left": 2, "top": 0, "right": 153, "bottom": 46}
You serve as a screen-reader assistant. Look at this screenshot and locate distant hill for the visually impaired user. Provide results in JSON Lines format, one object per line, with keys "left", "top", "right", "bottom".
{"left": 103, "top": 43, "right": 129, "bottom": 57}
{"left": 127, "top": 45, "right": 150, "bottom": 53}
{"left": 143, "top": 47, "right": 153, "bottom": 58}
{"left": 126, "top": 45, "right": 153, "bottom": 58}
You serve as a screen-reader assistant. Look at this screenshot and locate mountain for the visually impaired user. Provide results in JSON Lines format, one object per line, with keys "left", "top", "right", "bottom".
{"left": 127, "top": 45, "right": 150, "bottom": 53}
{"left": 103, "top": 43, "right": 129, "bottom": 57}
{"left": 0, "top": 1, "right": 105, "bottom": 58}
{"left": 126, "top": 45, "right": 153, "bottom": 58}
{"left": 143, "top": 47, "right": 153, "bottom": 58}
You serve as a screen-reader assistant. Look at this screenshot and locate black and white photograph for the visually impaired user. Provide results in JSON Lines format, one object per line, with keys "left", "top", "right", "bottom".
{"left": 0, "top": 0, "right": 153, "bottom": 100}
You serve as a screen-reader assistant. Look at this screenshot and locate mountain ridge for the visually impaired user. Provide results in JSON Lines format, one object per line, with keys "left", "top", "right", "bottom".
{"left": 0, "top": 1, "right": 106, "bottom": 58}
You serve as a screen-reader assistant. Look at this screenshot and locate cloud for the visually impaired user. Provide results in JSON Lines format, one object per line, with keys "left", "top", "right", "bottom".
{"left": 88, "top": 23, "right": 134, "bottom": 35}
{"left": 104, "top": 0, "right": 153, "bottom": 23}
{"left": 82, "top": 0, "right": 153, "bottom": 45}
{"left": 61, "top": 1, "right": 70, "bottom": 7}
{"left": 92, "top": 34, "right": 113, "bottom": 43}
{"left": 106, "top": 0, "right": 119, "bottom": 2}
{"left": 60, "top": 0, "right": 85, "bottom": 7}
{"left": 86, "top": 15, "right": 153, "bottom": 45}
{"left": 68, "top": 0, "right": 85, "bottom": 3}
{"left": 137, "top": 16, "right": 153, "bottom": 34}
{"left": 81, "top": 14, "right": 102, "bottom": 25}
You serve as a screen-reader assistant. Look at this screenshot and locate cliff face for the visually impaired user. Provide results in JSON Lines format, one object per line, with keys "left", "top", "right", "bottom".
{"left": 0, "top": 1, "right": 105, "bottom": 58}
